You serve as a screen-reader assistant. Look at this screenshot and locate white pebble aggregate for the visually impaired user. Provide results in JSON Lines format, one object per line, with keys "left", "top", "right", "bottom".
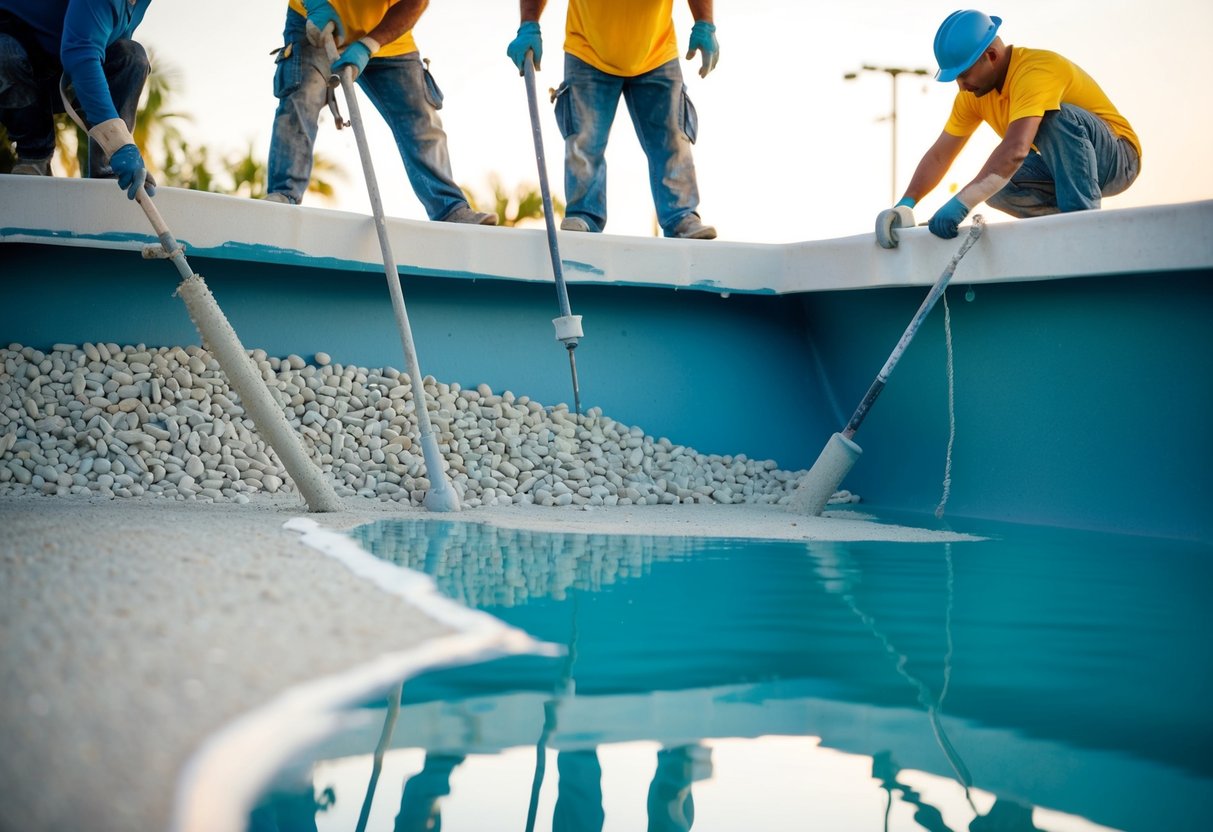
{"left": 0, "top": 343, "right": 860, "bottom": 508}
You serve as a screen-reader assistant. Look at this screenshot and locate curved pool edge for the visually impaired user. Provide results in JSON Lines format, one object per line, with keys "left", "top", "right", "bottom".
{"left": 169, "top": 516, "right": 554, "bottom": 832}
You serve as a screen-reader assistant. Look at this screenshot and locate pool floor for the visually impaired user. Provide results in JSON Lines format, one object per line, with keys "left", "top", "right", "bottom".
{"left": 247, "top": 516, "right": 1213, "bottom": 831}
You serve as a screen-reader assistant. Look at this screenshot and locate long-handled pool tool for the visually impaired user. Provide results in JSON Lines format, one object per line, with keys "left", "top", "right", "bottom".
{"left": 324, "top": 38, "right": 460, "bottom": 511}
{"left": 524, "top": 593, "right": 580, "bottom": 832}
{"left": 354, "top": 680, "right": 404, "bottom": 832}
{"left": 60, "top": 87, "right": 343, "bottom": 512}
{"left": 791, "top": 216, "right": 985, "bottom": 515}
{"left": 522, "top": 51, "right": 583, "bottom": 415}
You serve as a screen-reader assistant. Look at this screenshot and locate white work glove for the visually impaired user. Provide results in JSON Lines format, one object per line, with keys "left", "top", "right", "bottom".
{"left": 875, "top": 199, "right": 916, "bottom": 249}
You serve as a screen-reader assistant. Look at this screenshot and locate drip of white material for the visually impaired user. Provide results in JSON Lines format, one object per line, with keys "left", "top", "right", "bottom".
{"left": 169, "top": 518, "right": 553, "bottom": 832}
{"left": 935, "top": 292, "right": 956, "bottom": 519}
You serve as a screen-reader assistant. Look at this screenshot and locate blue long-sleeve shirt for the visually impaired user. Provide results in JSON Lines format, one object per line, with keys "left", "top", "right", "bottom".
{"left": 0, "top": 0, "right": 151, "bottom": 126}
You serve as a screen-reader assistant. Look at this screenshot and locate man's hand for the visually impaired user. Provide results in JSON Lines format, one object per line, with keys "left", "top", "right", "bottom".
{"left": 87, "top": 118, "right": 153, "bottom": 200}
{"left": 332, "top": 38, "right": 377, "bottom": 80}
{"left": 875, "top": 198, "right": 916, "bottom": 249}
{"left": 109, "top": 144, "right": 153, "bottom": 200}
{"left": 507, "top": 21, "right": 542, "bottom": 74}
{"left": 304, "top": 0, "right": 345, "bottom": 48}
{"left": 686, "top": 21, "right": 718, "bottom": 78}
{"left": 928, "top": 195, "right": 970, "bottom": 239}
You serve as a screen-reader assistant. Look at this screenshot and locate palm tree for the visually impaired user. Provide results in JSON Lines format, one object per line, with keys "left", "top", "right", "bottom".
{"left": 3, "top": 49, "right": 346, "bottom": 200}
{"left": 0, "top": 125, "right": 15, "bottom": 173}
{"left": 0, "top": 118, "right": 84, "bottom": 175}
{"left": 463, "top": 174, "right": 564, "bottom": 228}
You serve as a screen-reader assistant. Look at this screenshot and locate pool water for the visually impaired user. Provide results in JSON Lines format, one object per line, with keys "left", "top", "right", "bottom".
{"left": 246, "top": 516, "right": 1213, "bottom": 831}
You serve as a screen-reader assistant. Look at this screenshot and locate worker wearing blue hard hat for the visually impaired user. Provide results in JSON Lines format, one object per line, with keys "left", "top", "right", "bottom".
{"left": 875, "top": 9, "right": 1141, "bottom": 247}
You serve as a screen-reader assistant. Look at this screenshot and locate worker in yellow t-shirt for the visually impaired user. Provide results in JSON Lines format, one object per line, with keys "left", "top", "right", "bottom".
{"left": 506, "top": 0, "right": 719, "bottom": 240}
{"left": 875, "top": 10, "right": 1141, "bottom": 246}
{"left": 264, "top": 0, "right": 495, "bottom": 225}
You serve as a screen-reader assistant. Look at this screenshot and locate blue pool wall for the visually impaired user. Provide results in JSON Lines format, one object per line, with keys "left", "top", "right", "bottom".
{"left": 802, "top": 270, "right": 1213, "bottom": 541}
{"left": 2, "top": 242, "right": 1210, "bottom": 542}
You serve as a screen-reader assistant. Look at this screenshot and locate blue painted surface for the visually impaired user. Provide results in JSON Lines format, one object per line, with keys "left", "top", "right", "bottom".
{"left": 3, "top": 241, "right": 1209, "bottom": 540}
{"left": 802, "top": 271, "right": 1213, "bottom": 540}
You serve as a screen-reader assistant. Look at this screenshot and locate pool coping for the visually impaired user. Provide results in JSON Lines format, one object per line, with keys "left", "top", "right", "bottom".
{"left": 3, "top": 176, "right": 1210, "bottom": 296}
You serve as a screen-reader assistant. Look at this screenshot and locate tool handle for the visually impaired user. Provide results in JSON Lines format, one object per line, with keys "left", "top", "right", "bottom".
{"left": 843, "top": 215, "right": 985, "bottom": 439}
{"left": 523, "top": 52, "right": 573, "bottom": 321}
{"left": 133, "top": 188, "right": 193, "bottom": 280}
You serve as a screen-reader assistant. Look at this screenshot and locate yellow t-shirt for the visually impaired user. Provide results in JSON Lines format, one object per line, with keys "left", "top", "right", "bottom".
{"left": 565, "top": 0, "right": 679, "bottom": 77}
{"left": 287, "top": 0, "right": 417, "bottom": 57}
{"left": 944, "top": 46, "right": 1141, "bottom": 158}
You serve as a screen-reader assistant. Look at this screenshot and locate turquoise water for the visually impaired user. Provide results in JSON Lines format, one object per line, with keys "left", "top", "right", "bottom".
{"left": 247, "top": 516, "right": 1213, "bottom": 831}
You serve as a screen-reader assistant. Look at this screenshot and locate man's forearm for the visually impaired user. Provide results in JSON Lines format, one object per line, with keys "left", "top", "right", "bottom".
{"left": 368, "top": 0, "right": 429, "bottom": 47}
{"left": 956, "top": 118, "right": 1037, "bottom": 207}
{"left": 521, "top": 0, "right": 546, "bottom": 22}
{"left": 901, "top": 130, "right": 967, "bottom": 204}
{"left": 903, "top": 150, "right": 954, "bottom": 204}
{"left": 688, "top": 0, "right": 713, "bottom": 23}
{"left": 962, "top": 145, "right": 1025, "bottom": 206}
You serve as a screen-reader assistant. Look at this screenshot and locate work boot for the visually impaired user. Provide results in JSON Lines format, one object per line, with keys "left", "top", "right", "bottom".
{"left": 670, "top": 213, "right": 716, "bottom": 240}
{"left": 262, "top": 192, "right": 294, "bottom": 205}
{"left": 441, "top": 204, "right": 498, "bottom": 225}
{"left": 560, "top": 216, "right": 592, "bottom": 232}
{"left": 11, "top": 156, "right": 52, "bottom": 176}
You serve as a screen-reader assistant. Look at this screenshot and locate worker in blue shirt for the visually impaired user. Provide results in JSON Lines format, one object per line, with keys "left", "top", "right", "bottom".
{"left": 0, "top": 0, "right": 153, "bottom": 199}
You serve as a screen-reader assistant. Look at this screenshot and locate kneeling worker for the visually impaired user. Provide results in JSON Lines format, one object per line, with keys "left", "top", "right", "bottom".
{"left": 877, "top": 9, "right": 1140, "bottom": 246}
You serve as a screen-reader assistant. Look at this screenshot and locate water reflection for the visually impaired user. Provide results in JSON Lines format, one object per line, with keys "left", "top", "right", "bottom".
{"left": 246, "top": 518, "right": 1213, "bottom": 831}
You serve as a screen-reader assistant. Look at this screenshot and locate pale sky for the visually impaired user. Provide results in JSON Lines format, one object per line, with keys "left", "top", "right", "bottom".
{"left": 135, "top": 0, "right": 1213, "bottom": 243}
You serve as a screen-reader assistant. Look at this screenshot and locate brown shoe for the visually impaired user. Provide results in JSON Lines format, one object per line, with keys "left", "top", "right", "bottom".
{"left": 560, "top": 216, "right": 593, "bottom": 232}
{"left": 671, "top": 213, "right": 716, "bottom": 240}
{"left": 11, "top": 157, "right": 52, "bottom": 176}
{"left": 442, "top": 205, "right": 498, "bottom": 225}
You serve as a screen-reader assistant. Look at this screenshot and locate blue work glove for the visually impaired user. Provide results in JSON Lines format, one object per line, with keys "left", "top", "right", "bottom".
{"left": 685, "top": 20, "right": 718, "bottom": 78}
{"left": 332, "top": 39, "right": 372, "bottom": 80}
{"left": 109, "top": 143, "right": 153, "bottom": 200}
{"left": 304, "top": 0, "right": 344, "bottom": 48}
{"left": 928, "top": 195, "right": 970, "bottom": 239}
{"left": 507, "top": 21, "right": 542, "bottom": 74}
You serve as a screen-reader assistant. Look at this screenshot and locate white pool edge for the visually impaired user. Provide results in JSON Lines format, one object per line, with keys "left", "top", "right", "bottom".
{"left": 168, "top": 516, "right": 555, "bottom": 832}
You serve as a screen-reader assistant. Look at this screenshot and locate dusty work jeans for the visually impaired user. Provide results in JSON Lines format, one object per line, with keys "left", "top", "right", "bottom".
{"left": 0, "top": 18, "right": 147, "bottom": 175}
{"left": 987, "top": 103, "right": 1140, "bottom": 217}
{"left": 553, "top": 53, "right": 703, "bottom": 236}
{"left": 266, "top": 9, "right": 467, "bottom": 218}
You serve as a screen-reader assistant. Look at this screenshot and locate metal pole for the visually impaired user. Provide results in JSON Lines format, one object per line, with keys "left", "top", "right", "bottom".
{"left": 522, "top": 51, "right": 584, "bottom": 415}
{"left": 324, "top": 38, "right": 461, "bottom": 511}
{"left": 890, "top": 70, "right": 899, "bottom": 204}
{"left": 844, "top": 65, "right": 929, "bottom": 204}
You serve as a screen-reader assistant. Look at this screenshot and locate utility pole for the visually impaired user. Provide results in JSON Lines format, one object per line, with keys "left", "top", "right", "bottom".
{"left": 843, "top": 65, "right": 930, "bottom": 204}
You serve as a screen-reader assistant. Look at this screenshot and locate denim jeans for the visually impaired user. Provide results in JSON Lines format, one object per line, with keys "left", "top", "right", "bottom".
{"left": 266, "top": 10, "right": 467, "bottom": 218}
{"left": 554, "top": 53, "right": 702, "bottom": 236}
{"left": 987, "top": 103, "right": 1140, "bottom": 217}
{"left": 0, "top": 24, "right": 146, "bottom": 174}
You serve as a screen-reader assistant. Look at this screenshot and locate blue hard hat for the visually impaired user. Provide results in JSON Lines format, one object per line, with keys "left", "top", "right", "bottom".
{"left": 933, "top": 10, "right": 1002, "bottom": 82}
